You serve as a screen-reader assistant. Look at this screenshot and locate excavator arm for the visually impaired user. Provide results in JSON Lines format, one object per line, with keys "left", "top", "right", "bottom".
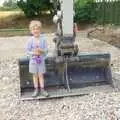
{"left": 19, "top": 0, "right": 112, "bottom": 100}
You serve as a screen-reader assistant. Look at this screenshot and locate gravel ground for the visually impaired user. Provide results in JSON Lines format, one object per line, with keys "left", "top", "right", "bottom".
{"left": 1, "top": 32, "right": 120, "bottom": 120}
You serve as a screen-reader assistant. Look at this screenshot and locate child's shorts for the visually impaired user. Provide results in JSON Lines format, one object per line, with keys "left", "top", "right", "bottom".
{"left": 29, "top": 59, "right": 46, "bottom": 74}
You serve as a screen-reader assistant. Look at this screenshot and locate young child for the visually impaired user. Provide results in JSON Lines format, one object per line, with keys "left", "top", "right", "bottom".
{"left": 26, "top": 20, "right": 49, "bottom": 97}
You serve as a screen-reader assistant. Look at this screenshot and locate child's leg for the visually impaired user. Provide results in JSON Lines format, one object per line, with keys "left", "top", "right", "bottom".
{"left": 32, "top": 74, "right": 39, "bottom": 97}
{"left": 33, "top": 74, "right": 39, "bottom": 89}
{"left": 38, "top": 73, "right": 44, "bottom": 89}
{"left": 38, "top": 73, "right": 49, "bottom": 97}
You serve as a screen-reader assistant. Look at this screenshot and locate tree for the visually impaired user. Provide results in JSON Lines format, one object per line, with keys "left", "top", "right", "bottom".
{"left": 74, "top": 0, "right": 96, "bottom": 22}
{"left": 17, "top": 0, "right": 53, "bottom": 18}
{"left": 3, "top": 0, "right": 18, "bottom": 9}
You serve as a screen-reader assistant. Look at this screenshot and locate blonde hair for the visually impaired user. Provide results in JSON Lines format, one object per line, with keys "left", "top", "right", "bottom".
{"left": 29, "top": 20, "right": 42, "bottom": 30}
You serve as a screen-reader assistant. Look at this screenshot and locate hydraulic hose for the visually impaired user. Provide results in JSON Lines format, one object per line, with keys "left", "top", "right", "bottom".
{"left": 65, "top": 59, "right": 71, "bottom": 92}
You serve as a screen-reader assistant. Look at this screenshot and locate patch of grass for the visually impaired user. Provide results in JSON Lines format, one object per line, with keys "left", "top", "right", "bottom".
{"left": 0, "top": 11, "right": 23, "bottom": 19}
{"left": 0, "top": 11, "right": 54, "bottom": 29}
{"left": 0, "top": 11, "right": 56, "bottom": 36}
{"left": 0, "top": 31, "right": 29, "bottom": 37}
{"left": 0, "top": 11, "right": 26, "bottom": 29}
{"left": 0, "top": 7, "right": 20, "bottom": 11}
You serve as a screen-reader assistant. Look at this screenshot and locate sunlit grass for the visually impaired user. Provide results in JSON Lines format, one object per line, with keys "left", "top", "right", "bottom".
{"left": 0, "top": 11, "right": 24, "bottom": 19}
{"left": 0, "top": 11, "right": 27, "bottom": 29}
{"left": 0, "top": 11, "right": 55, "bottom": 36}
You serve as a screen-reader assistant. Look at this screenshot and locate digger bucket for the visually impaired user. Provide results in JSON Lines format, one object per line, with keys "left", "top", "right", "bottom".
{"left": 65, "top": 52, "right": 112, "bottom": 88}
{"left": 18, "top": 52, "right": 112, "bottom": 100}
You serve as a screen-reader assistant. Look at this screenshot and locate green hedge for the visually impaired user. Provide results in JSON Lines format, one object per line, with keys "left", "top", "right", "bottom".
{"left": 95, "top": 1, "right": 120, "bottom": 25}
{"left": 74, "top": 0, "right": 120, "bottom": 25}
{"left": 17, "top": 0, "right": 53, "bottom": 18}
{"left": 74, "top": 0, "right": 96, "bottom": 23}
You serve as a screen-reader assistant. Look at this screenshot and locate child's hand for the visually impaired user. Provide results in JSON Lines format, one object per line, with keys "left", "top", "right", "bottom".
{"left": 33, "top": 48, "right": 44, "bottom": 55}
{"left": 33, "top": 49, "right": 40, "bottom": 55}
{"left": 37, "top": 48, "right": 44, "bottom": 55}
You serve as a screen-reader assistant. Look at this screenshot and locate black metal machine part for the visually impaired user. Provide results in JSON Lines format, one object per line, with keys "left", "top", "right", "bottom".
{"left": 19, "top": 52, "right": 112, "bottom": 95}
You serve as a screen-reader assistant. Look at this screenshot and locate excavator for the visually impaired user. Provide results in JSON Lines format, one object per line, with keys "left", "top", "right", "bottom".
{"left": 19, "top": 0, "right": 112, "bottom": 100}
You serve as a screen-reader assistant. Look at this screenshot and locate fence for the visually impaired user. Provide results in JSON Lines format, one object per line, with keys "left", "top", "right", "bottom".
{"left": 95, "top": 0, "right": 120, "bottom": 25}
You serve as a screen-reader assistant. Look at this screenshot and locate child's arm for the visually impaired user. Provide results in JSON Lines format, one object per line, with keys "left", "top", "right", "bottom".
{"left": 26, "top": 38, "right": 36, "bottom": 57}
{"left": 37, "top": 35, "right": 48, "bottom": 56}
{"left": 41, "top": 35, "right": 48, "bottom": 55}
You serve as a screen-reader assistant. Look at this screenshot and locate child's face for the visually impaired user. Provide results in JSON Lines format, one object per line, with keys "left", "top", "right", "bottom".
{"left": 31, "top": 26, "right": 41, "bottom": 37}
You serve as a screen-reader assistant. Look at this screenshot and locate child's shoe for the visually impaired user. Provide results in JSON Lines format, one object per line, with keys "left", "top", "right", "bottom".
{"left": 32, "top": 88, "right": 39, "bottom": 97}
{"left": 40, "top": 89, "right": 49, "bottom": 97}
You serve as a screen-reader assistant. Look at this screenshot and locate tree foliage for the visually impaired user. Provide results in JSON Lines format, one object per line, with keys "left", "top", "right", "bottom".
{"left": 3, "top": 0, "right": 18, "bottom": 9}
{"left": 17, "top": 0, "right": 53, "bottom": 18}
{"left": 74, "top": 0, "right": 96, "bottom": 23}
